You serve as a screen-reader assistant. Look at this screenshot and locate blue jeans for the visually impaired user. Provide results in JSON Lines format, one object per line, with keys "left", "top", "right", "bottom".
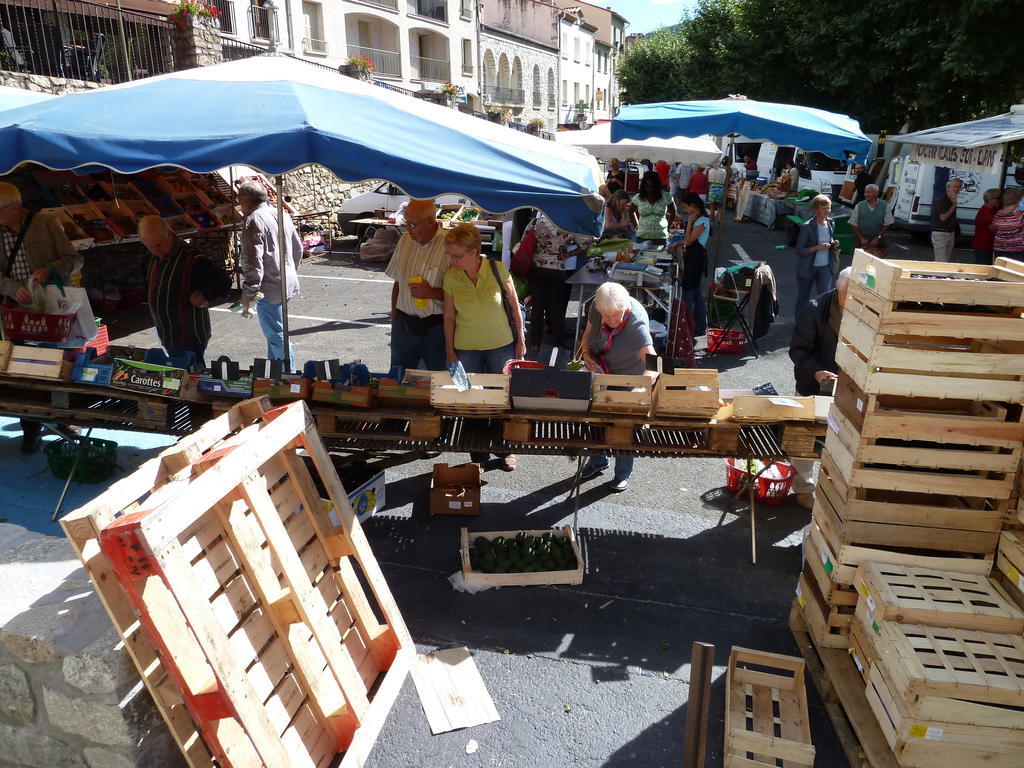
{"left": 795, "top": 263, "right": 835, "bottom": 317}
{"left": 679, "top": 285, "right": 707, "bottom": 335}
{"left": 390, "top": 313, "right": 447, "bottom": 371}
{"left": 256, "top": 299, "right": 295, "bottom": 365}
{"left": 584, "top": 455, "right": 635, "bottom": 481}
{"left": 457, "top": 343, "right": 514, "bottom": 464}
{"left": 456, "top": 343, "right": 515, "bottom": 376}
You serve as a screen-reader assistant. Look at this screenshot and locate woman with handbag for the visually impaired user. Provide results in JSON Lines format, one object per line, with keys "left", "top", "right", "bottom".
{"left": 523, "top": 212, "right": 589, "bottom": 353}
{"left": 794, "top": 195, "right": 839, "bottom": 317}
{"left": 443, "top": 223, "right": 525, "bottom": 471}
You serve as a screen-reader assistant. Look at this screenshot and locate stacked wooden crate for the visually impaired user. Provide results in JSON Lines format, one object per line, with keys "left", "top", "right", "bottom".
{"left": 797, "top": 253, "right": 1024, "bottom": 650}
{"left": 850, "top": 561, "right": 1024, "bottom": 768}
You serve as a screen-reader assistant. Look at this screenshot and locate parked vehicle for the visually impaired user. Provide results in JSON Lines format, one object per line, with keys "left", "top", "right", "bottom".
{"left": 889, "top": 156, "right": 1020, "bottom": 239}
{"left": 337, "top": 181, "right": 469, "bottom": 235}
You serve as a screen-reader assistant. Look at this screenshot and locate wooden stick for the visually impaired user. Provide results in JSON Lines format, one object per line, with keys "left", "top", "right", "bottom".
{"left": 682, "top": 641, "right": 715, "bottom": 768}
{"left": 750, "top": 473, "right": 757, "bottom": 565}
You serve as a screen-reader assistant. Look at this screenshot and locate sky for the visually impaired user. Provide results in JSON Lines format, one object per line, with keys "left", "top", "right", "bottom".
{"left": 603, "top": 0, "right": 699, "bottom": 35}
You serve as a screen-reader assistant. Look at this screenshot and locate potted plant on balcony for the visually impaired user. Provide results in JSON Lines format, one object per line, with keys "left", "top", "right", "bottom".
{"left": 168, "top": 0, "right": 222, "bottom": 29}
{"left": 341, "top": 55, "right": 375, "bottom": 81}
{"left": 439, "top": 81, "right": 462, "bottom": 108}
{"left": 527, "top": 118, "right": 546, "bottom": 136}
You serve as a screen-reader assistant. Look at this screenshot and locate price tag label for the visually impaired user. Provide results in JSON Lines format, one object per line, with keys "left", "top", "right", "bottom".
{"left": 909, "top": 725, "right": 943, "bottom": 740}
{"left": 866, "top": 595, "right": 877, "bottom": 613}
{"left": 856, "top": 581, "right": 869, "bottom": 599}
{"left": 290, "top": 383, "right": 301, "bottom": 394}
{"left": 1008, "top": 565, "right": 1024, "bottom": 592}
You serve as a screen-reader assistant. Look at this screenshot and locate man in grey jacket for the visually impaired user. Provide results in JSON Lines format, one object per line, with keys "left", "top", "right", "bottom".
{"left": 0, "top": 181, "right": 82, "bottom": 452}
{"left": 238, "top": 180, "right": 303, "bottom": 365}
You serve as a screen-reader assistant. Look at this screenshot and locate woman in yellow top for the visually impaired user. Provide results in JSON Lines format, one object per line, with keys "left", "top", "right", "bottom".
{"left": 442, "top": 223, "right": 526, "bottom": 470}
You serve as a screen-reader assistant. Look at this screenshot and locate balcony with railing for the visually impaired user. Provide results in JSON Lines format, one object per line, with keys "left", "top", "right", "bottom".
{"left": 304, "top": 37, "right": 327, "bottom": 55}
{"left": 483, "top": 85, "right": 525, "bottom": 106}
{"left": 207, "top": 0, "right": 234, "bottom": 34}
{"left": 408, "top": 0, "right": 446, "bottom": 23}
{"left": 348, "top": 44, "right": 401, "bottom": 78}
{"left": 359, "top": 0, "right": 398, "bottom": 8}
{"left": 0, "top": 0, "right": 175, "bottom": 83}
{"left": 248, "top": 3, "right": 277, "bottom": 42}
{"left": 412, "top": 55, "right": 449, "bottom": 81}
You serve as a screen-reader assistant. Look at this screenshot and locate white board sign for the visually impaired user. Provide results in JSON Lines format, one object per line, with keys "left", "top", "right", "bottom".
{"left": 909, "top": 142, "right": 1005, "bottom": 174}
{"left": 758, "top": 143, "right": 779, "bottom": 177}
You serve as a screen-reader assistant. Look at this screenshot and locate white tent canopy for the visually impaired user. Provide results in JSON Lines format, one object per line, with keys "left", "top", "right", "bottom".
{"left": 893, "top": 105, "right": 1024, "bottom": 173}
{"left": 555, "top": 123, "right": 723, "bottom": 167}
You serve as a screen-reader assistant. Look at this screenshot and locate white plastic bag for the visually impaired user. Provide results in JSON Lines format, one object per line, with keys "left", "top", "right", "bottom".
{"left": 45, "top": 284, "right": 97, "bottom": 346}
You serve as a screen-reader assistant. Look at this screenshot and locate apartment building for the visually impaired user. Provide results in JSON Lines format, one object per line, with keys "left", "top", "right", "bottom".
{"left": 479, "top": 0, "right": 560, "bottom": 131}
{"left": 556, "top": 6, "right": 596, "bottom": 127}
{"left": 216, "top": 1, "right": 477, "bottom": 105}
{"left": 552, "top": 0, "right": 627, "bottom": 122}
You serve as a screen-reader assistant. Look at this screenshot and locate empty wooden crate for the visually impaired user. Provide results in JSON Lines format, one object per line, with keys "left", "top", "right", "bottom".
{"left": 724, "top": 647, "right": 815, "bottom": 768}
{"left": 430, "top": 372, "right": 510, "bottom": 416}
{"left": 651, "top": 369, "right": 719, "bottom": 418}
{"left": 590, "top": 373, "right": 652, "bottom": 416}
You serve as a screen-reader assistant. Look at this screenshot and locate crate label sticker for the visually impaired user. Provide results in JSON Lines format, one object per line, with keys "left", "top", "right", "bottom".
{"left": 290, "top": 383, "right": 301, "bottom": 394}
{"left": 856, "top": 581, "right": 870, "bottom": 599}
{"left": 82, "top": 367, "right": 99, "bottom": 382}
{"left": 321, "top": 499, "right": 341, "bottom": 527}
{"left": 850, "top": 649, "right": 863, "bottom": 673}
{"left": 820, "top": 550, "right": 834, "bottom": 575}
{"left": 1008, "top": 564, "right": 1024, "bottom": 591}
{"left": 855, "top": 398, "right": 864, "bottom": 413}
{"left": 162, "top": 377, "right": 181, "bottom": 391}
{"left": 909, "top": 724, "right": 943, "bottom": 740}
{"left": 796, "top": 583, "right": 807, "bottom": 607}
{"left": 866, "top": 595, "right": 877, "bottom": 613}
{"left": 463, "top": 502, "right": 474, "bottom": 508}
{"left": 449, "top": 501, "right": 461, "bottom": 510}
{"left": 827, "top": 411, "right": 840, "bottom": 435}
{"left": 872, "top": 619, "right": 880, "bottom": 635}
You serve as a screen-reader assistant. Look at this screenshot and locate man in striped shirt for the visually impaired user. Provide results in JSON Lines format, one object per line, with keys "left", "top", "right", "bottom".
{"left": 139, "top": 216, "right": 230, "bottom": 369}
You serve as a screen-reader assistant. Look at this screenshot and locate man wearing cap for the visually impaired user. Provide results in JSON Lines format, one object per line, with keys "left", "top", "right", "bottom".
{"left": 385, "top": 198, "right": 449, "bottom": 371}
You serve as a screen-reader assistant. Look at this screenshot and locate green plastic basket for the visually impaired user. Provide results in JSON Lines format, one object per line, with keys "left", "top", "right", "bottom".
{"left": 44, "top": 436, "right": 118, "bottom": 484}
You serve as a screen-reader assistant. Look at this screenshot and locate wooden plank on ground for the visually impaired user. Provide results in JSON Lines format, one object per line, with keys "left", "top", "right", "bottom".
{"left": 410, "top": 647, "right": 501, "bottom": 734}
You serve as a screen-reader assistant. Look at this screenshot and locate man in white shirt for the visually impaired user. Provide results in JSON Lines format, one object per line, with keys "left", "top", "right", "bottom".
{"left": 385, "top": 198, "right": 450, "bottom": 370}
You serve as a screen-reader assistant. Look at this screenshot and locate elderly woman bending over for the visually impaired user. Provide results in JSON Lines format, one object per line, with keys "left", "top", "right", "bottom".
{"left": 443, "top": 222, "right": 525, "bottom": 471}
{"left": 577, "top": 282, "right": 657, "bottom": 492}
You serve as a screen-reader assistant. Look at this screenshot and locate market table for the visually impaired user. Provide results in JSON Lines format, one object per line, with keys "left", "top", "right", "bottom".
{"left": 566, "top": 261, "right": 676, "bottom": 350}
{"left": 742, "top": 191, "right": 794, "bottom": 229}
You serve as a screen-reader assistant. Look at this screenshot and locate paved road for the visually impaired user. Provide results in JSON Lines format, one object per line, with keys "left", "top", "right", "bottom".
{"left": 103, "top": 217, "right": 946, "bottom": 767}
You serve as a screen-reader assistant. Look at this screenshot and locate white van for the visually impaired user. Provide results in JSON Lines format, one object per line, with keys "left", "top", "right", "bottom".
{"left": 889, "top": 156, "right": 1019, "bottom": 238}
{"left": 338, "top": 181, "right": 469, "bottom": 235}
{"left": 730, "top": 140, "right": 861, "bottom": 198}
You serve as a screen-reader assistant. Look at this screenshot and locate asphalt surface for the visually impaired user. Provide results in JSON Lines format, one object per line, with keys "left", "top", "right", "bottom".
{"left": 98, "top": 215, "right": 947, "bottom": 767}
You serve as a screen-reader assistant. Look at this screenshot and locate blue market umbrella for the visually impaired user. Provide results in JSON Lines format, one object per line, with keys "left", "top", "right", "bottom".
{"left": 0, "top": 55, "right": 604, "bottom": 366}
{"left": 0, "top": 85, "right": 54, "bottom": 111}
{"left": 611, "top": 97, "right": 871, "bottom": 161}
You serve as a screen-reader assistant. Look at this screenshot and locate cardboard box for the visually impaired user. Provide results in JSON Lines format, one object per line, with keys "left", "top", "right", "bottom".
{"left": 110, "top": 358, "right": 186, "bottom": 397}
{"left": 252, "top": 377, "right": 311, "bottom": 401}
{"left": 430, "top": 463, "right": 481, "bottom": 516}
{"left": 197, "top": 377, "right": 253, "bottom": 398}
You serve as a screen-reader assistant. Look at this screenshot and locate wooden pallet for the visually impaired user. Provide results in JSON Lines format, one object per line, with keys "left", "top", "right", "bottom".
{"left": 854, "top": 561, "right": 1024, "bottom": 634}
{"left": 314, "top": 408, "right": 442, "bottom": 442}
{"left": 789, "top": 605, "right": 900, "bottom": 768}
{"left": 723, "top": 647, "right": 815, "bottom": 768}
{"left": 430, "top": 372, "right": 510, "bottom": 416}
{"left": 61, "top": 398, "right": 413, "bottom": 768}
{"left": 816, "top": 451, "right": 1004, "bottom": 557}
{"left": 851, "top": 251, "right": 1024, "bottom": 307}
{"left": 591, "top": 373, "right": 653, "bottom": 416}
{"left": 500, "top": 409, "right": 715, "bottom": 451}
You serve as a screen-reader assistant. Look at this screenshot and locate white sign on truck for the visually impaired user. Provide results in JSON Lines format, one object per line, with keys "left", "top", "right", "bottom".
{"left": 909, "top": 142, "right": 1005, "bottom": 174}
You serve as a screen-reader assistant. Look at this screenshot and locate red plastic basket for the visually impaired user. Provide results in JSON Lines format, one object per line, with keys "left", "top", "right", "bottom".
{"left": 724, "top": 458, "right": 795, "bottom": 505}
{"left": 706, "top": 327, "right": 746, "bottom": 354}
{"left": 1, "top": 305, "right": 75, "bottom": 342}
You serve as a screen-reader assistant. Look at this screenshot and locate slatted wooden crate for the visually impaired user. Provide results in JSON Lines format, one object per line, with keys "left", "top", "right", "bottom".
{"left": 853, "top": 561, "right": 1024, "bottom": 634}
{"left": 590, "top": 373, "right": 653, "bottom": 416}
{"left": 796, "top": 562, "right": 853, "bottom": 650}
{"left": 460, "top": 526, "right": 583, "bottom": 587}
{"left": 4, "top": 345, "right": 72, "bottom": 380}
{"left": 847, "top": 615, "right": 879, "bottom": 684}
{"left": 724, "top": 647, "right": 815, "bottom": 768}
{"left": 816, "top": 449, "right": 1005, "bottom": 558}
{"left": 650, "top": 369, "right": 719, "bottom": 418}
{"left": 824, "top": 407, "right": 1018, "bottom": 503}
{"left": 730, "top": 394, "right": 824, "bottom": 422}
{"left": 851, "top": 251, "right": 1024, "bottom": 308}
{"left": 61, "top": 398, "right": 413, "bottom": 768}
{"left": 839, "top": 253, "right": 1024, "bottom": 402}
{"left": 0, "top": 339, "right": 11, "bottom": 372}
{"left": 430, "top": 372, "right": 510, "bottom": 416}
{"left": 995, "top": 530, "right": 1024, "bottom": 609}
{"left": 803, "top": 525, "right": 858, "bottom": 608}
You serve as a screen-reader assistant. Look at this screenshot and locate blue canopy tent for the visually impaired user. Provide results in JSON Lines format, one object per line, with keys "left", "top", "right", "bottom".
{"left": 612, "top": 97, "right": 871, "bottom": 271}
{"left": 0, "top": 55, "right": 604, "bottom": 366}
{"left": 0, "top": 86, "right": 54, "bottom": 111}
{"left": 611, "top": 97, "right": 871, "bottom": 161}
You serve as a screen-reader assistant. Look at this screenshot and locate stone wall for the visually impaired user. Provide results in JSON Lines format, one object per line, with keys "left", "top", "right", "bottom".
{"left": 480, "top": 31, "right": 559, "bottom": 130}
{"left": 173, "top": 16, "right": 223, "bottom": 69}
{"left": 0, "top": 70, "right": 103, "bottom": 95}
{"left": 0, "top": 525, "right": 185, "bottom": 768}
